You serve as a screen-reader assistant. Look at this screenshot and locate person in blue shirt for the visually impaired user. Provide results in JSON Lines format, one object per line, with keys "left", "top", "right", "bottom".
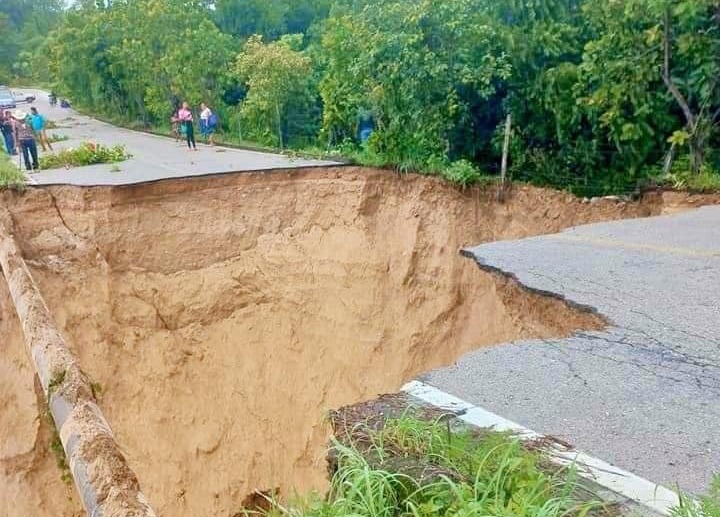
{"left": 30, "top": 106, "right": 53, "bottom": 151}
{"left": 357, "top": 108, "right": 375, "bottom": 145}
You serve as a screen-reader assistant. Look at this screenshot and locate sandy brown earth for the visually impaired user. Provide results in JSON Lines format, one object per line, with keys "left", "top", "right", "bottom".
{"left": 1, "top": 167, "right": 718, "bottom": 517}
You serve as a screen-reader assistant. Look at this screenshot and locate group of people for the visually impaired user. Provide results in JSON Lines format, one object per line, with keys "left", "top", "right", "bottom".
{"left": 1, "top": 106, "right": 53, "bottom": 171}
{"left": 171, "top": 101, "right": 218, "bottom": 151}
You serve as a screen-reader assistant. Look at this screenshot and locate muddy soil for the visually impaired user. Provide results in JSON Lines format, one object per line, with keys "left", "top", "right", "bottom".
{"left": 1, "top": 167, "right": 717, "bottom": 517}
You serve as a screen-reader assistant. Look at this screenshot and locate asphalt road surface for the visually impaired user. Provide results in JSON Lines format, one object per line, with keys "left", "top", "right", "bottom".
{"left": 15, "top": 89, "right": 336, "bottom": 186}
{"left": 424, "top": 206, "right": 720, "bottom": 493}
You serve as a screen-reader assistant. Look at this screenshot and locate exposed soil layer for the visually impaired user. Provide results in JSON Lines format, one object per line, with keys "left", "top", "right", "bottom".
{"left": 1, "top": 167, "right": 718, "bottom": 517}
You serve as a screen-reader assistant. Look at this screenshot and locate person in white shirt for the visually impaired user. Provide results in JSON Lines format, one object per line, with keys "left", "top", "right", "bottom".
{"left": 199, "top": 103, "right": 216, "bottom": 146}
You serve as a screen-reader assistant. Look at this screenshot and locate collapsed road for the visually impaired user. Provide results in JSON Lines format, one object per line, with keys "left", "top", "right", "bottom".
{"left": 425, "top": 205, "right": 720, "bottom": 493}
{"left": 2, "top": 95, "right": 720, "bottom": 516}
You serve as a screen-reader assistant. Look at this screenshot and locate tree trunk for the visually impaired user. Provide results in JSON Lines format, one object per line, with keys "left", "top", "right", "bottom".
{"left": 689, "top": 133, "right": 705, "bottom": 174}
{"left": 662, "top": 8, "right": 704, "bottom": 173}
{"left": 663, "top": 142, "right": 676, "bottom": 175}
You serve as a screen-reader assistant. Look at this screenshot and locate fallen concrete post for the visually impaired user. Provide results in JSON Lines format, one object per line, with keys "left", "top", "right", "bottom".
{"left": 0, "top": 209, "right": 156, "bottom": 517}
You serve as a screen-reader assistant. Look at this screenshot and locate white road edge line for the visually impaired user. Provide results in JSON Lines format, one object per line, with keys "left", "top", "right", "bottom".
{"left": 402, "top": 380, "right": 679, "bottom": 516}
{"left": 25, "top": 172, "right": 38, "bottom": 185}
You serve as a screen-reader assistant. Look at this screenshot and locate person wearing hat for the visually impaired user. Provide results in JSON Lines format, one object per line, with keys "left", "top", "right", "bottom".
{"left": 12, "top": 110, "right": 39, "bottom": 171}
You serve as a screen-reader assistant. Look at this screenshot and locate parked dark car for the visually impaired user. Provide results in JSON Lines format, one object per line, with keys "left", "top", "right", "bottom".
{"left": 0, "top": 90, "right": 16, "bottom": 110}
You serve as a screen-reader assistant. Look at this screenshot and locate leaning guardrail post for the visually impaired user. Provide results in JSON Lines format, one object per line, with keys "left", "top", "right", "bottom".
{"left": 0, "top": 208, "right": 156, "bottom": 517}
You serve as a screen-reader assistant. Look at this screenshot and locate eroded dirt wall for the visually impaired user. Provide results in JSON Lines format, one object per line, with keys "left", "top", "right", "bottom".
{"left": 1, "top": 167, "right": 717, "bottom": 517}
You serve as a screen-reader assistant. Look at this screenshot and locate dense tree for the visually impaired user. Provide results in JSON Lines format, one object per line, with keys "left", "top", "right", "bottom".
{"left": 0, "top": 0, "right": 63, "bottom": 81}
{"left": 319, "top": 0, "right": 511, "bottom": 169}
{"left": 8, "top": 0, "right": 716, "bottom": 193}
{"left": 579, "top": 0, "right": 720, "bottom": 175}
{"left": 47, "top": 0, "right": 234, "bottom": 122}
{"left": 233, "top": 34, "right": 319, "bottom": 147}
{"left": 212, "top": 0, "right": 332, "bottom": 40}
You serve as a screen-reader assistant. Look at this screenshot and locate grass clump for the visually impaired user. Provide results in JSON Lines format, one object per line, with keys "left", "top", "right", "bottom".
{"left": 39, "top": 142, "right": 131, "bottom": 169}
{"left": 665, "top": 167, "right": 720, "bottom": 193}
{"left": 673, "top": 475, "right": 720, "bottom": 517}
{"left": 651, "top": 156, "right": 720, "bottom": 193}
{"left": 0, "top": 153, "right": 25, "bottom": 188}
{"left": 246, "top": 416, "right": 604, "bottom": 517}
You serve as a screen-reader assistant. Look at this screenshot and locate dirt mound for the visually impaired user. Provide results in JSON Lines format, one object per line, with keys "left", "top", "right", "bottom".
{"left": 1, "top": 167, "right": 717, "bottom": 516}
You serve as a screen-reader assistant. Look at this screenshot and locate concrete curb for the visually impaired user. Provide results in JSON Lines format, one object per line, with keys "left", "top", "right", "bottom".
{"left": 403, "top": 380, "right": 679, "bottom": 516}
{"left": 0, "top": 209, "right": 156, "bottom": 517}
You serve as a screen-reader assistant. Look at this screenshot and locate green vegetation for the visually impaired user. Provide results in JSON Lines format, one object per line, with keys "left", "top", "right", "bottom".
{"left": 47, "top": 133, "right": 69, "bottom": 144}
{"left": 244, "top": 416, "right": 604, "bottom": 517}
{"left": 3, "top": 0, "right": 720, "bottom": 191}
{"left": 0, "top": 0, "right": 62, "bottom": 83}
{"left": 234, "top": 34, "right": 318, "bottom": 148}
{"left": 39, "top": 143, "right": 131, "bottom": 169}
{"left": 41, "top": 404, "right": 72, "bottom": 485}
{"left": 673, "top": 475, "right": 720, "bottom": 517}
{"left": 47, "top": 369, "right": 66, "bottom": 396}
{"left": 0, "top": 153, "right": 25, "bottom": 188}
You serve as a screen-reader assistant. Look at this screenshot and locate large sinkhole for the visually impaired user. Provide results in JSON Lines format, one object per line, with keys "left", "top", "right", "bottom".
{"left": 0, "top": 167, "right": 677, "bottom": 516}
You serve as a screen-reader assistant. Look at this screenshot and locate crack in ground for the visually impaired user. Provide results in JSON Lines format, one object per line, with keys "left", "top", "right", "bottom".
{"left": 466, "top": 249, "right": 720, "bottom": 392}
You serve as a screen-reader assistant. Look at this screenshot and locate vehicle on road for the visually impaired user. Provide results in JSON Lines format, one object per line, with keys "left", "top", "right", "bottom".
{"left": 0, "top": 89, "right": 17, "bottom": 109}
{"left": 13, "top": 91, "right": 36, "bottom": 104}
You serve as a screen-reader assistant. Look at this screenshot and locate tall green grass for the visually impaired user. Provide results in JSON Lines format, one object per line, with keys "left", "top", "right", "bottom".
{"left": 673, "top": 476, "right": 720, "bottom": 517}
{"left": 245, "top": 416, "right": 605, "bottom": 517}
{"left": 0, "top": 153, "right": 24, "bottom": 188}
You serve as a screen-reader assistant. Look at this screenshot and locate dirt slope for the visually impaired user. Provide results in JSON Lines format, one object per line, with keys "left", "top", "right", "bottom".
{"left": 1, "top": 167, "right": 717, "bottom": 517}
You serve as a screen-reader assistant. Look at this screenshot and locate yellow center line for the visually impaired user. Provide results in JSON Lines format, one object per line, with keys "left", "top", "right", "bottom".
{"left": 548, "top": 234, "right": 720, "bottom": 258}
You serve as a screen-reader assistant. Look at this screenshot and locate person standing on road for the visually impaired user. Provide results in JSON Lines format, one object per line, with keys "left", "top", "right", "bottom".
{"left": 29, "top": 107, "right": 53, "bottom": 152}
{"left": 170, "top": 109, "right": 181, "bottom": 144}
{"left": 177, "top": 101, "right": 197, "bottom": 151}
{"left": 12, "top": 110, "right": 39, "bottom": 171}
{"left": 199, "top": 102, "right": 216, "bottom": 146}
{"left": 1, "top": 111, "right": 16, "bottom": 155}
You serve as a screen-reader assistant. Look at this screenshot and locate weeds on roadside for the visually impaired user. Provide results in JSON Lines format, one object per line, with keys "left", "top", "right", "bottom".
{"left": 0, "top": 153, "right": 25, "bottom": 188}
{"left": 673, "top": 475, "right": 720, "bottom": 517}
{"left": 39, "top": 143, "right": 131, "bottom": 169}
{"left": 650, "top": 156, "right": 720, "bottom": 193}
{"left": 47, "top": 133, "right": 69, "bottom": 144}
{"left": 664, "top": 167, "right": 720, "bottom": 192}
{"left": 242, "top": 416, "right": 604, "bottom": 517}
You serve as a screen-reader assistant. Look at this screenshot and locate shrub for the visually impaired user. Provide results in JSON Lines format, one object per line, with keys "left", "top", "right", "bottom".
{"left": 441, "top": 159, "right": 483, "bottom": 187}
{"left": 39, "top": 143, "right": 131, "bottom": 169}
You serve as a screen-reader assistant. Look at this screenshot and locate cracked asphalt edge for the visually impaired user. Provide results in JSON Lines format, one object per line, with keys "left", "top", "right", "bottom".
{"left": 459, "top": 248, "right": 613, "bottom": 326}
